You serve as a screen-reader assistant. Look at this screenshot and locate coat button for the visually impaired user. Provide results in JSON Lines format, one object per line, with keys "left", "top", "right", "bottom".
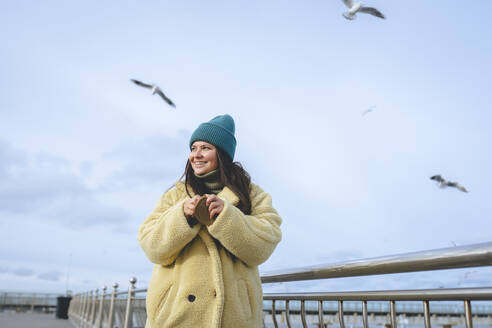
{"left": 213, "top": 290, "right": 216, "bottom": 297}
{"left": 188, "top": 294, "right": 196, "bottom": 302}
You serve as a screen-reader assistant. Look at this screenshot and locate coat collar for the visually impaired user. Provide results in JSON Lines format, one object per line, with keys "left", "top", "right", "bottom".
{"left": 217, "top": 186, "right": 240, "bottom": 206}
{"left": 180, "top": 182, "right": 239, "bottom": 206}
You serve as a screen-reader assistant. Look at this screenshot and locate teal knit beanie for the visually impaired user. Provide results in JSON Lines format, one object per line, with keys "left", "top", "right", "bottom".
{"left": 189, "top": 114, "right": 237, "bottom": 160}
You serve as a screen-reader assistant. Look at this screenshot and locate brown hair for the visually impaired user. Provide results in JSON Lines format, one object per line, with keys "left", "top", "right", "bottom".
{"left": 183, "top": 147, "right": 252, "bottom": 215}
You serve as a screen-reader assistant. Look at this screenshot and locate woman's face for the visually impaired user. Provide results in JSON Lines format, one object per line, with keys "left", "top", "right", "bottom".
{"left": 189, "top": 141, "right": 218, "bottom": 175}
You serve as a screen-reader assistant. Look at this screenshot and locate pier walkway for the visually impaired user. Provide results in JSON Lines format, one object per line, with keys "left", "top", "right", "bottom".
{"left": 0, "top": 311, "right": 74, "bottom": 328}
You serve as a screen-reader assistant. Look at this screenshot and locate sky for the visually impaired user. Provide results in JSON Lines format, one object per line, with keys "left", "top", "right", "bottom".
{"left": 1, "top": 1, "right": 492, "bottom": 295}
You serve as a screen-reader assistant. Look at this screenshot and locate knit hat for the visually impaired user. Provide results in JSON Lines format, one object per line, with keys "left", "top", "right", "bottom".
{"left": 189, "top": 114, "right": 237, "bottom": 160}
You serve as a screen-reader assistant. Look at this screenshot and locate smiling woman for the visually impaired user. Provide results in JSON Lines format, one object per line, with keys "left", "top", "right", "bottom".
{"left": 189, "top": 141, "right": 218, "bottom": 175}
{"left": 137, "top": 114, "right": 282, "bottom": 328}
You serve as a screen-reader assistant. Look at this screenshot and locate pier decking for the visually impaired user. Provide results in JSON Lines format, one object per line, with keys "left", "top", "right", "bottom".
{"left": 0, "top": 311, "right": 74, "bottom": 328}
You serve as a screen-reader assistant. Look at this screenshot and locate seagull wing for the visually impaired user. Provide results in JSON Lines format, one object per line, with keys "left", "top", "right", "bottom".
{"left": 359, "top": 6, "right": 386, "bottom": 19}
{"left": 456, "top": 184, "right": 468, "bottom": 193}
{"left": 342, "top": 0, "right": 354, "bottom": 9}
{"left": 446, "top": 181, "right": 468, "bottom": 192}
{"left": 155, "top": 88, "right": 176, "bottom": 107}
{"left": 362, "top": 106, "right": 375, "bottom": 116}
{"left": 131, "top": 79, "right": 153, "bottom": 89}
{"left": 430, "top": 175, "right": 444, "bottom": 183}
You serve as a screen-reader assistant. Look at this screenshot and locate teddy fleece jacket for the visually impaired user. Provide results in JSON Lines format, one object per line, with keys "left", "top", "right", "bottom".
{"left": 138, "top": 181, "right": 282, "bottom": 328}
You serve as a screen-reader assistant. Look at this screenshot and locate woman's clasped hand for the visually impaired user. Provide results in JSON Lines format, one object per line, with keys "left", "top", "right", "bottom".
{"left": 183, "top": 194, "right": 224, "bottom": 220}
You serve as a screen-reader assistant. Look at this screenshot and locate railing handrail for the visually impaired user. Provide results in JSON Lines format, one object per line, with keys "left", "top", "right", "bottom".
{"left": 263, "top": 287, "right": 492, "bottom": 301}
{"left": 0, "top": 292, "right": 60, "bottom": 307}
{"left": 0, "top": 292, "right": 63, "bottom": 297}
{"left": 67, "top": 241, "right": 492, "bottom": 328}
{"left": 261, "top": 241, "right": 492, "bottom": 283}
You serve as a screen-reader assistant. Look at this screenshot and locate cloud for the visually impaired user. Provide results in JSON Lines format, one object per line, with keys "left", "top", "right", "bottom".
{"left": 0, "top": 0, "right": 490, "bottom": 297}
{"left": 13, "top": 267, "right": 34, "bottom": 277}
{"left": 0, "top": 139, "right": 131, "bottom": 228}
{"left": 0, "top": 266, "right": 9, "bottom": 273}
{"left": 0, "top": 140, "right": 26, "bottom": 178}
{"left": 38, "top": 270, "right": 61, "bottom": 281}
{"left": 101, "top": 131, "right": 190, "bottom": 189}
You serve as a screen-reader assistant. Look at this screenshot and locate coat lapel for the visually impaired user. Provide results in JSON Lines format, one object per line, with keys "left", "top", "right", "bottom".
{"left": 217, "top": 187, "right": 240, "bottom": 206}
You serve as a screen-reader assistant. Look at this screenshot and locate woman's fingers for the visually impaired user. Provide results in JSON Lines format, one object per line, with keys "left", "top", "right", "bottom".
{"left": 207, "top": 197, "right": 224, "bottom": 218}
{"left": 206, "top": 195, "right": 223, "bottom": 207}
{"left": 209, "top": 208, "right": 219, "bottom": 219}
{"left": 184, "top": 195, "right": 202, "bottom": 217}
{"left": 183, "top": 202, "right": 193, "bottom": 217}
{"left": 205, "top": 194, "right": 216, "bottom": 206}
{"left": 184, "top": 194, "right": 224, "bottom": 221}
{"left": 208, "top": 200, "right": 222, "bottom": 210}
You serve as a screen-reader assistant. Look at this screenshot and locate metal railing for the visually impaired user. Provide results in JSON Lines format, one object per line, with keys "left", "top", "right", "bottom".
{"left": 68, "top": 241, "right": 492, "bottom": 328}
{"left": 69, "top": 279, "right": 148, "bottom": 328}
{"left": 0, "top": 292, "right": 61, "bottom": 312}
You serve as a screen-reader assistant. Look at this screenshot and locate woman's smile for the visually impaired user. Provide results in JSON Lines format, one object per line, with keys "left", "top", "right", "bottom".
{"left": 189, "top": 141, "right": 218, "bottom": 175}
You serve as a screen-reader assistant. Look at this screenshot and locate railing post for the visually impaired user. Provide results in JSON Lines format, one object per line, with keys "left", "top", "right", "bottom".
{"left": 89, "top": 289, "right": 98, "bottom": 327}
{"left": 67, "top": 294, "right": 72, "bottom": 318}
{"left": 362, "top": 300, "right": 368, "bottom": 328}
{"left": 390, "top": 300, "right": 397, "bottom": 328}
{"left": 272, "top": 300, "right": 278, "bottom": 328}
{"left": 89, "top": 290, "right": 96, "bottom": 328}
{"left": 464, "top": 300, "right": 473, "bottom": 328}
{"left": 301, "top": 300, "right": 308, "bottom": 328}
{"left": 79, "top": 292, "right": 87, "bottom": 327}
{"left": 106, "top": 283, "right": 119, "bottom": 328}
{"left": 76, "top": 293, "right": 82, "bottom": 327}
{"left": 96, "top": 286, "right": 107, "bottom": 328}
{"left": 75, "top": 293, "right": 81, "bottom": 324}
{"left": 338, "top": 300, "right": 345, "bottom": 328}
{"left": 71, "top": 294, "right": 79, "bottom": 323}
{"left": 423, "top": 300, "right": 431, "bottom": 328}
{"left": 67, "top": 294, "right": 73, "bottom": 322}
{"left": 271, "top": 300, "right": 278, "bottom": 328}
{"left": 285, "top": 300, "right": 292, "bottom": 328}
{"left": 81, "top": 291, "right": 91, "bottom": 328}
{"left": 81, "top": 292, "right": 87, "bottom": 326}
{"left": 318, "top": 300, "right": 324, "bottom": 328}
{"left": 67, "top": 294, "right": 74, "bottom": 322}
{"left": 123, "top": 277, "right": 137, "bottom": 328}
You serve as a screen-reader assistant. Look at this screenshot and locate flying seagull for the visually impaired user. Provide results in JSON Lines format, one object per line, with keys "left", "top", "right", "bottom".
{"left": 341, "top": 0, "right": 385, "bottom": 20}
{"left": 430, "top": 175, "right": 468, "bottom": 193}
{"left": 362, "top": 105, "right": 376, "bottom": 116}
{"left": 130, "top": 79, "right": 176, "bottom": 108}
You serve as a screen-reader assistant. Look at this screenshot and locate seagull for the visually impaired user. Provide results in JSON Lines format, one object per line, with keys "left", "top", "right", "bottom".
{"left": 341, "top": 0, "right": 385, "bottom": 20}
{"left": 130, "top": 79, "right": 176, "bottom": 108}
{"left": 362, "top": 105, "right": 376, "bottom": 116}
{"left": 430, "top": 175, "right": 468, "bottom": 193}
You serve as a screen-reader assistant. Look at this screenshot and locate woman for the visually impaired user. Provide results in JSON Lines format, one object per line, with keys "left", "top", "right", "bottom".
{"left": 138, "top": 114, "right": 282, "bottom": 328}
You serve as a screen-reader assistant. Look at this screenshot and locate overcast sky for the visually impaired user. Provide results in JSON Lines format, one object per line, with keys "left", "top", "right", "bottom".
{"left": 1, "top": 1, "right": 492, "bottom": 295}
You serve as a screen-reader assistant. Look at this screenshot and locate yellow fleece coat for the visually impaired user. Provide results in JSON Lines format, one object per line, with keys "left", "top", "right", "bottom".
{"left": 138, "top": 182, "right": 282, "bottom": 328}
